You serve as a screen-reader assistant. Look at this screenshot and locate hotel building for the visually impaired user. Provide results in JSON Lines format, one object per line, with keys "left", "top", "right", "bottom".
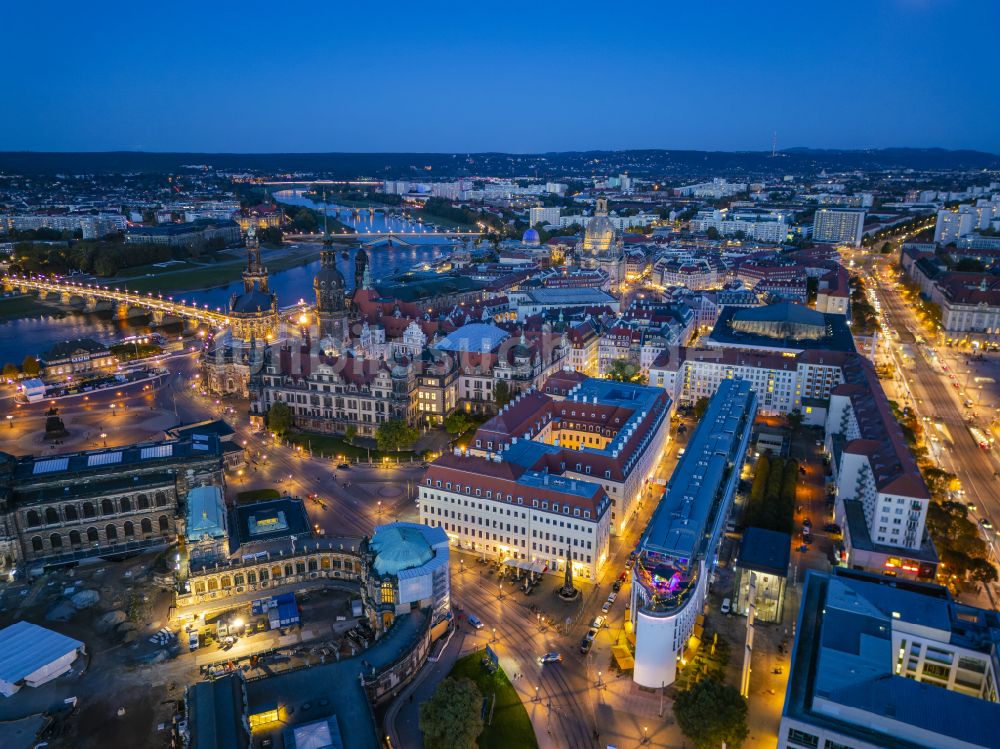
{"left": 469, "top": 375, "right": 672, "bottom": 534}
{"left": 418, "top": 452, "right": 612, "bottom": 580}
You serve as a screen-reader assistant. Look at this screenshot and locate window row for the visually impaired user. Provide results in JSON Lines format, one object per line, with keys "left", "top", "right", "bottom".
{"left": 25, "top": 493, "right": 169, "bottom": 527}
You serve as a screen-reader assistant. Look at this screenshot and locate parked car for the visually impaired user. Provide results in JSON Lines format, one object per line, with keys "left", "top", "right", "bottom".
{"left": 337, "top": 463, "right": 350, "bottom": 470}
{"left": 539, "top": 652, "right": 563, "bottom": 664}
{"left": 721, "top": 598, "right": 732, "bottom": 615}
{"left": 601, "top": 601, "right": 612, "bottom": 613}
{"left": 823, "top": 523, "right": 842, "bottom": 535}
{"left": 591, "top": 615, "right": 606, "bottom": 629}
{"left": 580, "top": 638, "right": 593, "bottom": 654}
{"left": 468, "top": 615, "right": 484, "bottom": 629}
{"left": 607, "top": 592, "right": 618, "bottom": 603}
{"left": 612, "top": 581, "right": 622, "bottom": 593}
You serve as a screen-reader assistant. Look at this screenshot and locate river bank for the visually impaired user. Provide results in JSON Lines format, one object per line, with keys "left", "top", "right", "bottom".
{"left": 0, "top": 294, "right": 67, "bottom": 321}
{"left": 103, "top": 243, "right": 327, "bottom": 294}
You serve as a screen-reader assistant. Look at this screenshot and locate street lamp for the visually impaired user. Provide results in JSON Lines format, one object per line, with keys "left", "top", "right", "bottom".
{"left": 5, "top": 415, "right": 11, "bottom": 429}
{"left": 100, "top": 432, "right": 107, "bottom": 447}
{"left": 491, "top": 627, "right": 497, "bottom": 643}
{"left": 642, "top": 726, "right": 649, "bottom": 745}
{"left": 498, "top": 582, "right": 503, "bottom": 600}
{"left": 110, "top": 404, "right": 116, "bottom": 417}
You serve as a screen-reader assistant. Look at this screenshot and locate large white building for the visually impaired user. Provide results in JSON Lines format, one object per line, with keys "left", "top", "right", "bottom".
{"left": 529, "top": 206, "right": 562, "bottom": 227}
{"left": 934, "top": 207, "right": 977, "bottom": 244}
{"left": 689, "top": 208, "right": 790, "bottom": 243}
{"left": 418, "top": 451, "right": 612, "bottom": 580}
{"left": 812, "top": 208, "right": 865, "bottom": 247}
{"left": 650, "top": 347, "right": 848, "bottom": 420}
{"left": 630, "top": 379, "right": 756, "bottom": 688}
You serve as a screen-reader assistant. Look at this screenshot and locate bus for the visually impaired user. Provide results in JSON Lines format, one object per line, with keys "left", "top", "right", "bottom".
{"left": 969, "top": 426, "right": 992, "bottom": 450}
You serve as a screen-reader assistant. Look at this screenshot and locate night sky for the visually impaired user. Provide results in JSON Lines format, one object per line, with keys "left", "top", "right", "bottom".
{"left": 4, "top": 0, "right": 998, "bottom": 154}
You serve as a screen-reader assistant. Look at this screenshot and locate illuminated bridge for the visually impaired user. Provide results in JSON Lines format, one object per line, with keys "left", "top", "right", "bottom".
{"left": 2, "top": 274, "right": 233, "bottom": 327}
{"left": 283, "top": 229, "right": 481, "bottom": 248}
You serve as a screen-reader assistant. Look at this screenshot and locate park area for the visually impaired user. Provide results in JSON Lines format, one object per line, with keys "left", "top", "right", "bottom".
{"left": 419, "top": 649, "right": 537, "bottom": 749}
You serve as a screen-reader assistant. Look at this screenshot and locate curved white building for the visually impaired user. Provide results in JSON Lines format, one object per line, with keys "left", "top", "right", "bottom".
{"left": 630, "top": 379, "right": 757, "bottom": 688}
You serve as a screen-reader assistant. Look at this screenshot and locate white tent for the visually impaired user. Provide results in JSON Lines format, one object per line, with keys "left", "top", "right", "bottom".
{"left": 0, "top": 621, "right": 85, "bottom": 697}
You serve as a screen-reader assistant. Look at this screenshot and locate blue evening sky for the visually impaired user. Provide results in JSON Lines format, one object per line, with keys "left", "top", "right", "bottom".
{"left": 3, "top": 0, "right": 997, "bottom": 153}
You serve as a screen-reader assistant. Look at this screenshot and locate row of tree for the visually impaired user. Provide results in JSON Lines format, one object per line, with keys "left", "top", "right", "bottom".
{"left": 9, "top": 237, "right": 224, "bottom": 277}
{"left": 743, "top": 453, "right": 797, "bottom": 534}
{"left": 2, "top": 356, "right": 40, "bottom": 379}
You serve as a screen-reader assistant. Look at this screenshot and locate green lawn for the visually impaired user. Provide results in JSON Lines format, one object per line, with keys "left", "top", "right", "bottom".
{"left": 448, "top": 650, "right": 538, "bottom": 749}
{"left": 113, "top": 246, "right": 320, "bottom": 294}
{"left": 235, "top": 488, "right": 281, "bottom": 503}
{"left": 0, "top": 294, "right": 65, "bottom": 321}
{"left": 409, "top": 209, "right": 477, "bottom": 231}
{"left": 283, "top": 431, "right": 417, "bottom": 462}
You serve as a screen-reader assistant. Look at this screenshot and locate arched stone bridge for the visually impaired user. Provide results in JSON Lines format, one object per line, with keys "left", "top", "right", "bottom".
{"left": 3, "top": 274, "right": 233, "bottom": 327}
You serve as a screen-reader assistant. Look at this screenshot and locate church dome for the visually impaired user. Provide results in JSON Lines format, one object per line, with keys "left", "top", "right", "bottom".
{"left": 522, "top": 228, "right": 540, "bottom": 245}
{"left": 583, "top": 214, "right": 616, "bottom": 253}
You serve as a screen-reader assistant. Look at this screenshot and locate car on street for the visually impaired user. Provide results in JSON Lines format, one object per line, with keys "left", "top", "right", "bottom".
{"left": 601, "top": 601, "right": 612, "bottom": 613}
{"left": 579, "top": 639, "right": 593, "bottom": 654}
{"left": 468, "top": 615, "right": 484, "bottom": 629}
{"left": 539, "top": 652, "right": 563, "bottom": 664}
{"left": 612, "top": 580, "right": 622, "bottom": 592}
{"left": 721, "top": 598, "right": 731, "bottom": 615}
{"left": 337, "top": 463, "right": 350, "bottom": 470}
{"left": 607, "top": 592, "right": 618, "bottom": 603}
{"left": 591, "top": 615, "right": 606, "bottom": 629}
{"left": 980, "top": 518, "right": 994, "bottom": 530}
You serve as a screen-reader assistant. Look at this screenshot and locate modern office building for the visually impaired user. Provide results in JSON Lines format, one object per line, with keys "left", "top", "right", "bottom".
{"left": 812, "top": 208, "right": 865, "bottom": 247}
{"left": 630, "top": 379, "right": 757, "bottom": 688}
{"left": 780, "top": 569, "right": 1000, "bottom": 749}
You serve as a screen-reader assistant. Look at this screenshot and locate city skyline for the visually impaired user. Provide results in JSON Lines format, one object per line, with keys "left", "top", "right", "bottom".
{"left": 4, "top": 0, "right": 1000, "bottom": 154}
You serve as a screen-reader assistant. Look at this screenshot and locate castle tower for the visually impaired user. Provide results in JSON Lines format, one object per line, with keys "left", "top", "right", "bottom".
{"left": 314, "top": 249, "right": 347, "bottom": 336}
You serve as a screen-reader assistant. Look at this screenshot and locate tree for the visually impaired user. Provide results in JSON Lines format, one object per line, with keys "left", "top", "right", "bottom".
{"left": 969, "top": 557, "right": 998, "bottom": 585}
{"left": 343, "top": 425, "right": 357, "bottom": 444}
{"left": 787, "top": 409, "right": 803, "bottom": 433}
{"left": 21, "top": 355, "right": 40, "bottom": 377}
{"left": 375, "top": 419, "right": 418, "bottom": 453}
{"left": 674, "top": 678, "right": 749, "bottom": 749}
{"left": 444, "top": 411, "right": 474, "bottom": 435}
{"left": 705, "top": 226, "right": 721, "bottom": 240}
{"left": 419, "top": 676, "right": 483, "bottom": 749}
{"left": 266, "top": 401, "right": 294, "bottom": 436}
{"left": 2, "top": 363, "right": 18, "bottom": 379}
{"left": 693, "top": 396, "right": 711, "bottom": 420}
{"left": 607, "top": 358, "right": 645, "bottom": 383}
{"left": 880, "top": 241, "right": 893, "bottom": 254}
{"left": 494, "top": 380, "right": 511, "bottom": 409}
